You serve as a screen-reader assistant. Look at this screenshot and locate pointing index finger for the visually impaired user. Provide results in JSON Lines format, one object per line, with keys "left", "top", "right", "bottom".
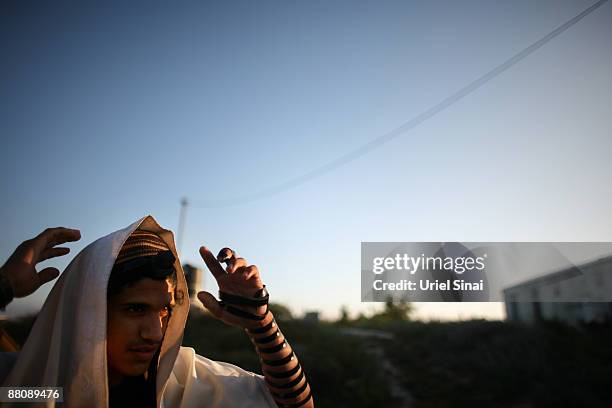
{"left": 199, "top": 246, "right": 227, "bottom": 280}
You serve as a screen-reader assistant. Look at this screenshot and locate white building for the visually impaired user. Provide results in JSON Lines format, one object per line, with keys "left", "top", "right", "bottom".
{"left": 503, "top": 255, "right": 612, "bottom": 325}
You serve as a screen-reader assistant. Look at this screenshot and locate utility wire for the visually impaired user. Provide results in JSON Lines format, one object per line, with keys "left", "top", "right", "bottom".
{"left": 192, "top": 0, "right": 608, "bottom": 208}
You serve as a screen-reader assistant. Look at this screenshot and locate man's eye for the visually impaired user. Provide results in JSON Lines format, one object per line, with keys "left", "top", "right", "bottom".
{"left": 126, "top": 305, "right": 145, "bottom": 313}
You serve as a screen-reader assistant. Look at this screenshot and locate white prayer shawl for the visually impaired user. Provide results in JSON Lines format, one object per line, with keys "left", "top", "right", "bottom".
{"left": 2, "top": 216, "right": 277, "bottom": 408}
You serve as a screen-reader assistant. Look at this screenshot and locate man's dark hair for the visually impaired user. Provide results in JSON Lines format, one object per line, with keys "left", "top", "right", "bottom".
{"left": 107, "top": 251, "right": 181, "bottom": 300}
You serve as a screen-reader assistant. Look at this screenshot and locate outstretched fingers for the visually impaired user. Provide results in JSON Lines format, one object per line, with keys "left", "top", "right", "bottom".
{"left": 38, "top": 227, "right": 81, "bottom": 248}
{"left": 37, "top": 267, "right": 60, "bottom": 286}
{"left": 40, "top": 247, "right": 70, "bottom": 262}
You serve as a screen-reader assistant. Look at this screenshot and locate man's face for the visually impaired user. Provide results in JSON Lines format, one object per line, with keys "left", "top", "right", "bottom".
{"left": 107, "top": 277, "right": 176, "bottom": 386}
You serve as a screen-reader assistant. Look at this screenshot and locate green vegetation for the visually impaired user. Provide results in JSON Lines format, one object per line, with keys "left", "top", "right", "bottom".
{"left": 381, "top": 320, "right": 612, "bottom": 408}
{"left": 344, "top": 297, "right": 414, "bottom": 328}
{"left": 3, "top": 303, "right": 611, "bottom": 408}
{"left": 182, "top": 311, "right": 401, "bottom": 408}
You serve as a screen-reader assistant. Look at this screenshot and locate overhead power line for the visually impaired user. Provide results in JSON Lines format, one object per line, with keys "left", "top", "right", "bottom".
{"left": 191, "top": 0, "right": 608, "bottom": 208}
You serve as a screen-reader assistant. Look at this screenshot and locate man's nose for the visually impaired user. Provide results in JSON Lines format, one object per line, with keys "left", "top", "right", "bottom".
{"left": 140, "top": 314, "right": 164, "bottom": 342}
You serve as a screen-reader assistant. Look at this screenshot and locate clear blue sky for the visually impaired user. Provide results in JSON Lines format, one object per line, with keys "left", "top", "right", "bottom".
{"left": 1, "top": 0, "right": 611, "bottom": 320}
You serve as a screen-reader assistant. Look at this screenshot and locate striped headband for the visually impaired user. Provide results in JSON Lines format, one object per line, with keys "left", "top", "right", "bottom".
{"left": 115, "top": 230, "right": 170, "bottom": 265}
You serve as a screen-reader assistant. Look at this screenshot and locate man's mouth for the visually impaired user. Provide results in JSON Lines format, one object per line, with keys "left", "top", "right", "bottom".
{"left": 129, "top": 345, "right": 159, "bottom": 360}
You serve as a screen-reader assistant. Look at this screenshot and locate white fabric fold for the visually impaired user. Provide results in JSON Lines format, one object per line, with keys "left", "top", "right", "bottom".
{"left": 2, "top": 215, "right": 276, "bottom": 408}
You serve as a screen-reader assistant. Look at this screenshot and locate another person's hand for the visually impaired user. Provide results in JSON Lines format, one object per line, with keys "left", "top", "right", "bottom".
{"left": 197, "top": 246, "right": 268, "bottom": 329}
{"left": 0, "top": 227, "right": 81, "bottom": 298}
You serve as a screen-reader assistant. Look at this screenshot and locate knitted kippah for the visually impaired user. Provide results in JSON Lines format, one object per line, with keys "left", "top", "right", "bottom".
{"left": 115, "top": 230, "right": 170, "bottom": 265}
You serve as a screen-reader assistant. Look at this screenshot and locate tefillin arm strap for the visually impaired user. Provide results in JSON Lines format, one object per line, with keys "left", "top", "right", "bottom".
{"left": 218, "top": 286, "right": 270, "bottom": 321}
{"left": 214, "top": 247, "right": 313, "bottom": 407}
{"left": 224, "top": 287, "right": 313, "bottom": 408}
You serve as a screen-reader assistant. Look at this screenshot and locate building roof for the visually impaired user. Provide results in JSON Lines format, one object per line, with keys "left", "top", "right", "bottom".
{"left": 502, "top": 254, "right": 612, "bottom": 293}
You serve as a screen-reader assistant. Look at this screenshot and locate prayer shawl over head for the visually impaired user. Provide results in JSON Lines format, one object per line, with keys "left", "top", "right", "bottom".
{"left": 2, "top": 216, "right": 276, "bottom": 408}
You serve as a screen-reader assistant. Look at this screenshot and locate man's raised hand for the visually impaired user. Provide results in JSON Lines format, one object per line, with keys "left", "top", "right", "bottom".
{"left": 197, "top": 246, "right": 269, "bottom": 329}
{"left": 1, "top": 227, "right": 81, "bottom": 298}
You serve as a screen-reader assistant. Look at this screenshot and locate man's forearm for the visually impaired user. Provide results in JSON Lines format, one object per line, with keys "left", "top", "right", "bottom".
{"left": 246, "top": 312, "right": 314, "bottom": 408}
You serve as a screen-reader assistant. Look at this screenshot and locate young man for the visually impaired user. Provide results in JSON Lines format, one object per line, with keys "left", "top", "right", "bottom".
{"left": 0, "top": 216, "right": 313, "bottom": 407}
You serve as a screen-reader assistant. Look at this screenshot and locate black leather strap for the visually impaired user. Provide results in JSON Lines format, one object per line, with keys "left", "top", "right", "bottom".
{"left": 267, "top": 370, "right": 304, "bottom": 389}
{"left": 258, "top": 340, "right": 288, "bottom": 354}
{"left": 262, "top": 352, "right": 295, "bottom": 366}
{"left": 277, "top": 391, "right": 312, "bottom": 408}
{"left": 219, "top": 302, "right": 269, "bottom": 321}
{"left": 265, "top": 363, "right": 301, "bottom": 379}
{"left": 219, "top": 287, "right": 269, "bottom": 307}
{"left": 272, "top": 379, "right": 309, "bottom": 400}
{"left": 254, "top": 329, "right": 281, "bottom": 344}
{"left": 248, "top": 319, "right": 276, "bottom": 334}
